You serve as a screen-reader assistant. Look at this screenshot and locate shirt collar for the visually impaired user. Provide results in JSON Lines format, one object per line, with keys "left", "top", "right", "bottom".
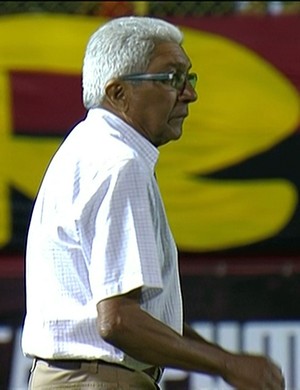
{"left": 87, "top": 108, "right": 159, "bottom": 174}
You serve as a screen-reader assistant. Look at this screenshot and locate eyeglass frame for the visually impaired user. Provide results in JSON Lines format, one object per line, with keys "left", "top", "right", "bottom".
{"left": 119, "top": 71, "right": 197, "bottom": 94}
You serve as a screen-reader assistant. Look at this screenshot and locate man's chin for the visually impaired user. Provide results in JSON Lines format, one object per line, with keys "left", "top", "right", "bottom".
{"left": 172, "top": 131, "right": 182, "bottom": 141}
{"left": 169, "top": 117, "right": 184, "bottom": 136}
{"left": 171, "top": 123, "right": 183, "bottom": 140}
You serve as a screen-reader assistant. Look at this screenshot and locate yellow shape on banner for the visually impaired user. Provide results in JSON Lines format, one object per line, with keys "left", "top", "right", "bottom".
{"left": 158, "top": 174, "right": 297, "bottom": 251}
{"left": 0, "top": 14, "right": 105, "bottom": 73}
{"left": 158, "top": 27, "right": 299, "bottom": 250}
{"left": 0, "top": 71, "right": 11, "bottom": 245}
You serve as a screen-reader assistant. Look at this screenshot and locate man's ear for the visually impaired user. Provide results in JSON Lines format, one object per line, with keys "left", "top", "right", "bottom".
{"left": 104, "top": 80, "right": 129, "bottom": 112}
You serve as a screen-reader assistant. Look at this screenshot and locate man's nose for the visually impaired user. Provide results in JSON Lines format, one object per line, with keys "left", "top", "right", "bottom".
{"left": 179, "top": 82, "right": 198, "bottom": 102}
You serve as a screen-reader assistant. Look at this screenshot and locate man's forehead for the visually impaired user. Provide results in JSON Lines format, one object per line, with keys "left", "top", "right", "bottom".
{"left": 149, "top": 41, "right": 191, "bottom": 70}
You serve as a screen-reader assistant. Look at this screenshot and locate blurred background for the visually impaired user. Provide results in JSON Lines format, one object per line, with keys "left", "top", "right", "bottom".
{"left": 0, "top": 1, "right": 300, "bottom": 389}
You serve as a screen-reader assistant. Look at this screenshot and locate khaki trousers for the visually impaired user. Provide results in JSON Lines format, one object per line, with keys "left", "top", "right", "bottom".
{"left": 28, "top": 359, "right": 160, "bottom": 389}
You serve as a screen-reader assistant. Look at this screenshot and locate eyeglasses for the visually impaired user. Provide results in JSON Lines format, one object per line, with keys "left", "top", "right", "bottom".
{"left": 119, "top": 71, "right": 197, "bottom": 94}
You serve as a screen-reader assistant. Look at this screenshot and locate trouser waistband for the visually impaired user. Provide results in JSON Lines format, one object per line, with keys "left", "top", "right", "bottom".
{"left": 35, "top": 358, "right": 163, "bottom": 383}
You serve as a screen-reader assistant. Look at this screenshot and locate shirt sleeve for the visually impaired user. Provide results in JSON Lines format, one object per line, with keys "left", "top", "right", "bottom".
{"left": 79, "top": 158, "right": 163, "bottom": 304}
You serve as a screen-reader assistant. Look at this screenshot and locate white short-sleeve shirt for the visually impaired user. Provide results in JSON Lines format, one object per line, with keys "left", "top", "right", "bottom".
{"left": 22, "top": 108, "right": 183, "bottom": 370}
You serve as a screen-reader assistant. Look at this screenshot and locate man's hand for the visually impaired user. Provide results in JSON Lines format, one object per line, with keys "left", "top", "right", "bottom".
{"left": 224, "top": 353, "right": 285, "bottom": 390}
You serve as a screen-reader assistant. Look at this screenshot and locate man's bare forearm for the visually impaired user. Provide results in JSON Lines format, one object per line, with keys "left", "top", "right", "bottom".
{"left": 97, "top": 289, "right": 285, "bottom": 389}
{"left": 97, "top": 291, "right": 228, "bottom": 376}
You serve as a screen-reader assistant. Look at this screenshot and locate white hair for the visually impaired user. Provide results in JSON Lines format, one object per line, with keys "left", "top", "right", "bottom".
{"left": 82, "top": 16, "right": 183, "bottom": 109}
